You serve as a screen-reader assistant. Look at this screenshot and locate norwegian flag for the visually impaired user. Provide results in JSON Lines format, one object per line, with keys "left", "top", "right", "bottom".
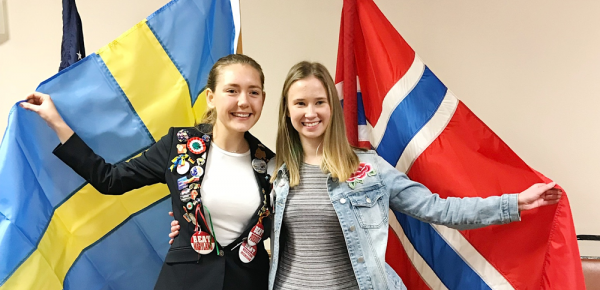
{"left": 335, "top": 0, "right": 585, "bottom": 289}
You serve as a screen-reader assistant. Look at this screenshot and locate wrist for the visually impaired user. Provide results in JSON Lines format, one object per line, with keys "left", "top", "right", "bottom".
{"left": 517, "top": 193, "right": 525, "bottom": 212}
{"left": 51, "top": 121, "right": 74, "bottom": 144}
{"left": 49, "top": 118, "right": 67, "bottom": 131}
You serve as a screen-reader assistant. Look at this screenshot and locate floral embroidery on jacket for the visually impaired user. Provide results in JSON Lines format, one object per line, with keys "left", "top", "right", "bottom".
{"left": 346, "top": 162, "right": 377, "bottom": 189}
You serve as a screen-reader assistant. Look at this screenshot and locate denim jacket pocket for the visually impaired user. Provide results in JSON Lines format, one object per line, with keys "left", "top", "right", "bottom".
{"left": 347, "top": 183, "right": 387, "bottom": 229}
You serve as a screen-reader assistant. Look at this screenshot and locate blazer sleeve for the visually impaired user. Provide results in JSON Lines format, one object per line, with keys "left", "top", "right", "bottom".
{"left": 53, "top": 128, "right": 174, "bottom": 195}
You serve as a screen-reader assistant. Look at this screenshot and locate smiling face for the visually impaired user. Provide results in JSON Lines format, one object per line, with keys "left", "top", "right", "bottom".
{"left": 207, "top": 63, "right": 265, "bottom": 134}
{"left": 286, "top": 76, "right": 331, "bottom": 146}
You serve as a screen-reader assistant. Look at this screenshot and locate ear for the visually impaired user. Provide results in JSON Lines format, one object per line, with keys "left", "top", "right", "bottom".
{"left": 261, "top": 91, "right": 267, "bottom": 105}
{"left": 206, "top": 89, "right": 215, "bottom": 109}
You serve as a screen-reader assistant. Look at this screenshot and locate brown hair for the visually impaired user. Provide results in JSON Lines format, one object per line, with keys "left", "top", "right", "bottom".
{"left": 272, "top": 61, "right": 359, "bottom": 186}
{"left": 200, "top": 54, "right": 265, "bottom": 126}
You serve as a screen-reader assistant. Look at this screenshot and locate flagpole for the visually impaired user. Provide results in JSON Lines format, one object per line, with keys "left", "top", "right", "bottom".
{"left": 236, "top": 1, "right": 242, "bottom": 54}
{"left": 237, "top": 30, "right": 243, "bottom": 54}
{"left": 343, "top": 0, "right": 358, "bottom": 146}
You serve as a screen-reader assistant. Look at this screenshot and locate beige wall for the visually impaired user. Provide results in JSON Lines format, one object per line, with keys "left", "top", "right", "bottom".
{"left": 1, "top": 0, "right": 598, "bottom": 256}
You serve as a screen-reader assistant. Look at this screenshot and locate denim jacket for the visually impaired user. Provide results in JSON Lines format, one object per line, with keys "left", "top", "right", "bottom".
{"left": 268, "top": 150, "right": 520, "bottom": 290}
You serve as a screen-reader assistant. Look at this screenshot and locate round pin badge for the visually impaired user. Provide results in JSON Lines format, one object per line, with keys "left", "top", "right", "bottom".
{"left": 247, "top": 222, "right": 265, "bottom": 246}
{"left": 191, "top": 231, "right": 215, "bottom": 255}
{"left": 239, "top": 240, "right": 257, "bottom": 263}
{"left": 190, "top": 166, "right": 204, "bottom": 178}
{"left": 186, "top": 202, "right": 194, "bottom": 211}
{"left": 177, "top": 161, "right": 190, "bottom": 175}
{"left": 180, "top": 188, "right": 191, "bottom": 203}
{"left": 177, "top": 129, "right": 190, "bottom": 143}
{"left": 251, "top": 159, "right": 267, "bottom": 174}
{"left": 202, "top": 134, "right": 211, "bottom": 143}
{"left": 187, "top": 137, "right": 206, "bottom": 155}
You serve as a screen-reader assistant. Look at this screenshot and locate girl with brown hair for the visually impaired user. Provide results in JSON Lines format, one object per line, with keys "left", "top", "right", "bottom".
{"left": 22, "top": 54, "right": 275, "bottom": 290}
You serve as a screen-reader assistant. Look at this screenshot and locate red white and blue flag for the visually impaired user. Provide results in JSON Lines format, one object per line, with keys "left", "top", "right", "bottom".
{"left": 335, "top": 0, "right": 585, "bottom": 289}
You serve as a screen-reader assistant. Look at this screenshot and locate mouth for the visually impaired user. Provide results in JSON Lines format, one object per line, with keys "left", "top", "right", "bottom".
{"left": 231, "top": 112, "right": 252, "bottom": 118}
{"left": 302, "top": 121, "right": 321, "bottom": 128}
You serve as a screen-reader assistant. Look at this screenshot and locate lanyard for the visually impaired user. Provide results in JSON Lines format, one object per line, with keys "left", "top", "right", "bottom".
{"left": 194, "top": 204, "right": 220, "bottom": 256}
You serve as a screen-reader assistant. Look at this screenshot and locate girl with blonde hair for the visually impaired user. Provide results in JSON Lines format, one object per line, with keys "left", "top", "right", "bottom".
{"left": 267, "top": 61, "right": 561, "bottom": 290}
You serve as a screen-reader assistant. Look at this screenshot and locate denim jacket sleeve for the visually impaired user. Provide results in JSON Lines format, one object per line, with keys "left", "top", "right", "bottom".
{"left": 376, "top": 156, "right": 521, "bottom": 230}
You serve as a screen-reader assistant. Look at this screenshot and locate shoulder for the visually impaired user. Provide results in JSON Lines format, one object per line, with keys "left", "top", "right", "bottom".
{"left": 164, "top": 125, "right": 211, "bottom": 139}
{"left": 162, "top": 126, "right": 203, "bottom": 135}
{"left": 245, "top": 131, "right": 275, "bottom": 160}
{"left": 354, "top": 150, "right": 392, "bottom": 172}
{"left": 355, "top": 149, "right": 379, "bottom": 160}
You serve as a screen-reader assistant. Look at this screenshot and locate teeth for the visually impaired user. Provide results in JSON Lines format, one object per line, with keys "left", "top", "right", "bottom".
{"left": 304, "top": 122, "right": 319, "bottom": 127}
{"left": 233, "top": 113, "right": 250, "bottom": 118}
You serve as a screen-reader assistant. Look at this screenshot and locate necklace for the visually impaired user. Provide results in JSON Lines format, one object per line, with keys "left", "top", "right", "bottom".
{"left": 213, "top": 136, "right": 247, "bottom": 153}
{"left": 232, "top": 139, "right": 248, "bottom": 153}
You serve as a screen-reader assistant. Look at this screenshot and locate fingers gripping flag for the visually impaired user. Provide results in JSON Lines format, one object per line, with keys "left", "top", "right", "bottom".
{"left": 0, "top": 0, "right": 240, "bottom": 289}
{"left": 335, "top": 0, "right": 585, "bottom": 289}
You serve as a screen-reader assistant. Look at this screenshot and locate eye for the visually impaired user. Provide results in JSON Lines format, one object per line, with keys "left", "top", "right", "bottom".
{"left": 226, "top": 88, "right": 236, "bottom": 94}
{"left": 316, "top": 100, "right": 326, "bottom": 105}
{"left": 296, "top": 101, "right": 305, "bottom": 106}
{"left": 250, "top": 90, "right": 261, "bottom": 96}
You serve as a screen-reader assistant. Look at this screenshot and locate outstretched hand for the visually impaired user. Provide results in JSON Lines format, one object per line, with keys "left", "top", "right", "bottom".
{"left": 20, "top": 92, "right": 74, "bottom": 143}
{"left": 518, "top": 182, "right": 562, "bottom": 211}
{"left": 168, "top": 211, "right": 180, "bottom": 245}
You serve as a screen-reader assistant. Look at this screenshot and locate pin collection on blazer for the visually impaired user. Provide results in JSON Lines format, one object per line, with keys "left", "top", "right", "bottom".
{"left": 172, "top": 129, "right": 270, "bottom": 263}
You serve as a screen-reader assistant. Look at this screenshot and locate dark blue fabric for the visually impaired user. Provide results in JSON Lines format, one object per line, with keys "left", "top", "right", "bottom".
{"left": 59, "top": 0, "right": 85, "bottom": 71}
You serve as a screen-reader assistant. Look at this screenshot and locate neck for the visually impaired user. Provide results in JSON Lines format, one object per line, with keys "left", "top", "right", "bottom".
{"left": 301, "top": 136, "right": 324, "bottom": 165}
{"left": 212, "top": 122, "right": 248, "bottom": 153}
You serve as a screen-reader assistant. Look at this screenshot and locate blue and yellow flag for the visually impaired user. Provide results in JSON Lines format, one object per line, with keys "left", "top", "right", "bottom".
{"left": 0, "top": 0, "right": 240, "bottom": 288}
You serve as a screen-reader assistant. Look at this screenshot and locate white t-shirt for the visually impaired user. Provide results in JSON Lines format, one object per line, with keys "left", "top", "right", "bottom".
{"left": 200, "top": 142, "right": 274, "bottom": 246}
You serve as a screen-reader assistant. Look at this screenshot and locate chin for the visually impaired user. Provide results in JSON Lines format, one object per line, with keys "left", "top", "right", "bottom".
{"left": 231, "top": 122, "right": 255, "bottom": 132}
{"left": 302, "top": 131, "right": 325, "bottom": 140}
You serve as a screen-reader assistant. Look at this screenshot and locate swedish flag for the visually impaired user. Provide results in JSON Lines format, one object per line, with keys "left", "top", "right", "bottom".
{"left": 0, "top": 0, "right": 239, "bottom": 288}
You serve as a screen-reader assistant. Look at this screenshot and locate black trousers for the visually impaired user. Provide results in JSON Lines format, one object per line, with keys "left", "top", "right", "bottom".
{"left": 154, "top": 242, "right": 269, "bottom": 290}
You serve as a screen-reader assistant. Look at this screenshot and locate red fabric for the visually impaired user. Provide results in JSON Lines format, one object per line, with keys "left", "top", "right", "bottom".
{"left": 407, "top": 102, "right": 585, "bottom": 289}
{"left": 337, "top": 0, "right": 358, "bottom": 146}
{"left": 353, "top": 0, "right": 415, "bottom": 125}
{"left": 386, "top": 226, "right": 431, "bottom": 290}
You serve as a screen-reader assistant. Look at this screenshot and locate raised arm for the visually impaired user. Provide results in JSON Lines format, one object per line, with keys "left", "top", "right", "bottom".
{"left": 22, "top": 92, "right": 172, "bottom": 194}
{"left": 377, "top": 156, "right": 561, "bottom": 230}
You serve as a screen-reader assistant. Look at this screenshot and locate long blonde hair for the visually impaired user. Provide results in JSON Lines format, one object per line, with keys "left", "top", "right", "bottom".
{"left": 272, "top": 61, "right": 359, "bottom": 186}
{"left": 199, "top": 54, "right": 265, "bottom": 127}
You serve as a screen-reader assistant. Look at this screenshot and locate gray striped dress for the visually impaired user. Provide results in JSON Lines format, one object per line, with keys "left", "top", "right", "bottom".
{"left": 274, "top": 163, "right": 359, "bottom": 290}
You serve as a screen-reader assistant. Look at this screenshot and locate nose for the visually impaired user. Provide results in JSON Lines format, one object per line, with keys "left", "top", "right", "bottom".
{"left": 305, "top": 104, "right": 317, "bottom": 118}
{"left": 238, "top": 91, "right": 250, "bottom": 108}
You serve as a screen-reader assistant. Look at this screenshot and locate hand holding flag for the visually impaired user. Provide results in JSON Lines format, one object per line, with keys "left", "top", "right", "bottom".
{"left": 518, "top": 182, "right": 563, "bottom": 211}
{"left": 20, "top": 92, "right": 74, "bottom": 143}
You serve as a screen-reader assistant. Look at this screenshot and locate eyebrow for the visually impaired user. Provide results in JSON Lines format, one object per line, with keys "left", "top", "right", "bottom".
{"left": 222, "top": 83, "right": 262, "bottom": 89}
{"left": 291, "top": 96, "right": 328, "bottom": 101}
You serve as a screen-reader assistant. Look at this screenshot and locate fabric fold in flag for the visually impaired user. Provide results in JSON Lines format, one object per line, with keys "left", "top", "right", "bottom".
{"left": 335, "top": 0, "right": 585, "bottom": 289}
{"left": 0, "top": 0, "right": 240, "bottom": 289}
